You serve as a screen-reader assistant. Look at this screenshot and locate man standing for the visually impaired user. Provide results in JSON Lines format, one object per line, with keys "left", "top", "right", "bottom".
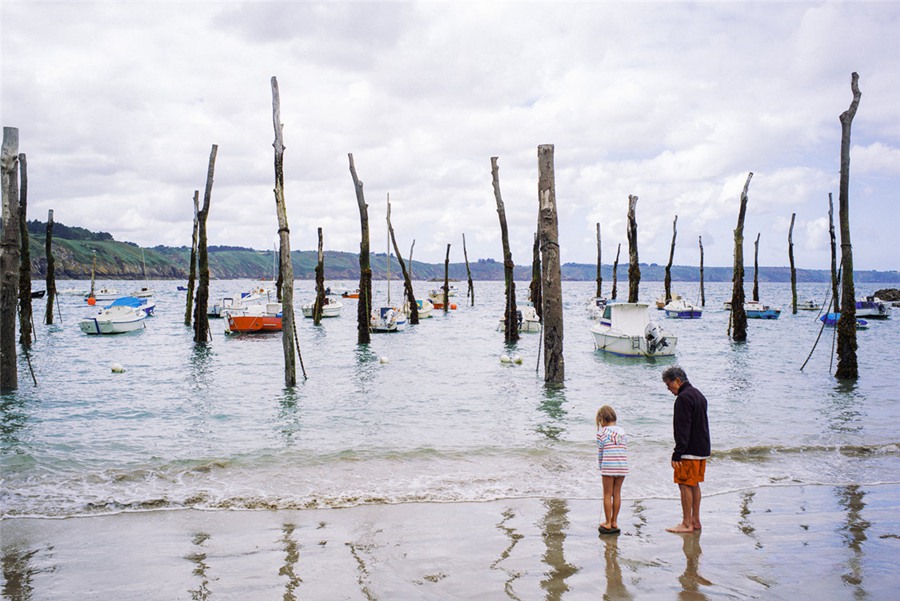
{"left": 662, "top": 366, "right": 710, "bottom": 533}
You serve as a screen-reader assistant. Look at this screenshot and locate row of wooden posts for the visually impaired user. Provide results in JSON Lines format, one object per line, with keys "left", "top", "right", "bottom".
{"left": 0, "top": 73, "right": 863, "bottom": 392}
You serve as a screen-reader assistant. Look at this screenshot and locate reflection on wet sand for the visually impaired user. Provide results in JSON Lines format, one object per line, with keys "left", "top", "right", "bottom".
{"left": 279, "top": 523, "right": 301, "bottom": 601}
{"left": 738, "top": 491, "right": 762, "bottom": 549}
{"left": 1, "top": 546, "right": 38, "bottom": 601}
{"left": 536, "top": 388, "right": 568, "bottom": 441}
{"left": 836, "top": 485, "right": 869, "bottom": 598}
{"left": 186, "top": 532, "right": 211, "bottom": 601}
{"left": 677, "top": 533, "right": 712, "bottom": 601}
{"left": 491, "top": 507, "right": 525, "bottom": 599}
{"left": 600, "top": 535, "right": 632, "bottom": 601}
{"left": 539, "top": 498, "right": 578, "bottom": 601}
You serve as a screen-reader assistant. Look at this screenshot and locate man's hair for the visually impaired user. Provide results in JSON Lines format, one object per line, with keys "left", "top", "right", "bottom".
{"left": 662, "top": 365, "right": 688, "bottom": 384}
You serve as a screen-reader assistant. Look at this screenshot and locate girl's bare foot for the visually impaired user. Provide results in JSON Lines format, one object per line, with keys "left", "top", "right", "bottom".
{"left": 666, "top": 523, "right": 694, "bottom": 533}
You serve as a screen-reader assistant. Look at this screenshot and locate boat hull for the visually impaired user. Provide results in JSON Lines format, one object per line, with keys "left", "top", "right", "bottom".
{"left": 80, "top": 306, "right": 146, "bottom": 335}
{"left": 591, "top": 328, "right": 677, "bottom": 357}
{"left": 226, "top": 314, "right": 283, "bottom": 333}
{"left": 301, "top": 301, "right": 343, "bottom": 318}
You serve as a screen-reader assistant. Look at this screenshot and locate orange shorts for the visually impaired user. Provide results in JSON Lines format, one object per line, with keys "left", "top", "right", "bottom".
{"left": 673, "top": 459, "right": 706, "bottom": 486}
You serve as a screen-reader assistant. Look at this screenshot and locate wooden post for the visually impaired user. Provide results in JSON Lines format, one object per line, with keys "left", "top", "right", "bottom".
{"left": 1, "top": 127, "right": 20, "bottom": 391}
{"left": 89, "top": 250, "right": 96, "bottom": 299}
{"left": 529, "top": 232, "right": 542, "bottom": 321}
{"left": 44, "top": 209, "right": 56, "bottom": 324}
{"left": 538, "top": 144, "right": 564, "bottom": 385}
{"left": 664, "top": 215, "right": 677, "bottom": 305}
{"left": 348, "top": 153, "right": 371, "bottom": 344}
{"left": 17, "top": 153, "right": 32, "bottom": 346}
{"left": 828, "top": 193, "right": 839, "bottom": 308}
{"left": 184, "top": 191, "right": 199, "bottom": 326}
{"left": 595, "top": 223, "right": 602, "bottom": 298}
{"left": 698, "top": 235, "right": 705, "bottom": 307}
{"left": 193, "top": 144, "right": 216, "bottom": 344}
{"left": 836, "top": 72, "right": 861, "bottom": 380}
{"left": 491, "top": 157, "right": 518, "bottom": 342}
{"left": 462, "top": 233, "right": 474, "bottom": 306}
{"left": 788, "top": 213, "right": 797, "bottom": 314}
{"left": 409, "top": 240, "right": 416, "bottom": 281}
{"left": 752, "top": 233, "right": 760, "bottom": 302}
{"left": 442, "top": 244, "right": 450, "bottom": 314}
{"left": 626, "top": 195, "right": 640, "bottom": 303}
{"left": 313, "top": 227, "right": 326, "bottom": 325}
{"left": 729, "top": 173, "right": 753, "bottom": 342}
{"left": 611, "top": 243, "right": 620, "bottom": 300}
{"left": 271, "top": 76, "right": 298, "bottom": 385}
{"left": 389, "top": 218, "right": 418, "bottom": 324}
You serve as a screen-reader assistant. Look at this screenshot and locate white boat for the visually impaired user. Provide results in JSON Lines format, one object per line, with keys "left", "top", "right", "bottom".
{"left": 226, "top": 303, "right": 283, "bottom": 334}
{"left": 427, "top": 288, "right": 458, "bottom": 310}
{"left": 209, "top": 290, "right": 268, "bottom": 318}
{"left": 855, "top": 297, "right": 892, "bottom": 319}
{"left": 587, "top": 296, "right": 608, "bottom": 320}
{"left": 723, "top": 300, "right": 732, "bottom": 311}
{"left": 131, "top": 249, "right": 154, "bottom": 297}
{"left": 744, "top": 300, "right": 781, "bottom": 319}
{"left": 324, "top": 283, "right": 352, "bottom": 296}
{"left": 107, "top": 296, "right": 156, "bottom": 316}
{"left": 497, "top": 301, "right": 541, "bottom": 333}
{"left": 80, "top": 305, "right": 147, "bottom": 335}
{"left": 797, "top": 299, "right": 822, "bottom": 311}
{"left": 404, "top": 298, "right": 434, "bottom": 319}
{"left": 301, "top": 296, "right": 343, "bottom": 318}
{"left": 85, "top": 287, "right": 120, "bottom": 302}
{"left": 656, "top": 292, "right": 682, "bottom": 310}
{"left": 663, "top": 298, "right": 703, "bottom": 319}
{"left": 590, "top": 302, "right": 676, "bottom": 357}
{"left": 370, "top": 306, "right": 408, "bottom": 332}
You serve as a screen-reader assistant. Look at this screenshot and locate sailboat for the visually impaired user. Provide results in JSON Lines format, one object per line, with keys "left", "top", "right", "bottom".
{"left": 370, "top": 193, "right": 408, "bottom": 333}
{"left": 84, "top": 249, "right": 118, "bottom": 304}
{"left": 131, "top": 248, "right": 154, "bottom": 298}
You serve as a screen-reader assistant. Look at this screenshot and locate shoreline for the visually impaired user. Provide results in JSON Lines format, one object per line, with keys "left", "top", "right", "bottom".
{"left": 3, "top": 483, "right": 897, "bottom": 599}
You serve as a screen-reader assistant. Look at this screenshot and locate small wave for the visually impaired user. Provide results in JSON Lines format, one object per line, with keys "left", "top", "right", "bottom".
{"left": 715, "top": 442, "right": 900, "bottom": 460}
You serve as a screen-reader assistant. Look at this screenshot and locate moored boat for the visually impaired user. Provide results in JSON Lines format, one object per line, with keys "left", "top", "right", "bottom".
{"left": 225, "top": 303, "right": 283, "bottom": 333}
{"left": 85, "top": 287, "right": 120, "bottom": 302}
{"left": 80, "top": 305, "right": 147, "bottom": 335}
{"left": 797, "top": 299, "right": 822, "bottom": 311}
{"left": 663, "top": 298, "right": 703, "bottom": 319}
{"left": 656, "top": 292, "right": 682, "bottom": 310}
{"left": 403, "top": 298, "right": 434, "bottom": 319}
{"left": 427, "top": 289, "right": 457, "bottom": 310}
{"left": 855, "top": 297, "right": 891, "bottom": 319}
{"left": 820, "top": 312, "right": 868, "bottom": 330}
{"left": 370, "top": 306, "right": 408, "bottom": 332}
{"left": 744, "top": 301, "right": 781, "bottom": 319}
{"left": 107, "top": 295, "right": 156, "bottom": 316}
{"left": 301, "top": 297, "right": 343, "bottom": 318}
{"left": 497, "top": 302, "right": 541, "bottom": 333}
{"left": 590, "top": 302, "right": 676, "bottom": 357}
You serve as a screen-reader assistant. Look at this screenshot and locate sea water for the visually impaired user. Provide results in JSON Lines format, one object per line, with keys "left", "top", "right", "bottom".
{"left": 1, "top": 279, "right": 898, "bottom": 518}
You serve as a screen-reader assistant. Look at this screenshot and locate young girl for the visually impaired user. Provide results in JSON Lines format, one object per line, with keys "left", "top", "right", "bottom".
{"left": 596, "top": 405, "right": 628, "bottom": 534}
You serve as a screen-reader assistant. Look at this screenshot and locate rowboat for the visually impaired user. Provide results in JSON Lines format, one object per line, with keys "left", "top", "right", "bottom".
{"left": 590, "top": 302, "right": 676, "bottom": 357}
{"left": 80, "top": 305, "right": 147, "bottom": 335}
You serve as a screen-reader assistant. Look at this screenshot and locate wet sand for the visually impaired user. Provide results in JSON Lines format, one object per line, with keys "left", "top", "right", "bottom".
{"left": 2, "top": 483, "right": 898, "bottom": 600}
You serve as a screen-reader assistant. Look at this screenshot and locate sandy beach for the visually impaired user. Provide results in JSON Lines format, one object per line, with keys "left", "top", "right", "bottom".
{"left": 3, "top": 482, "right": 898, "bottom": 600}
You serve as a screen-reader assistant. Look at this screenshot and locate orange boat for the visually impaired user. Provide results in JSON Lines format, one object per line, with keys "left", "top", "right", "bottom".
{"left": 226, "top": 303, "right": 283, "bottom": 333}
{"left": 427, "top": 290, "right": 457, "bottom": 310}
{"left": 342, "top": 289, "right": 360, "bottom": 299}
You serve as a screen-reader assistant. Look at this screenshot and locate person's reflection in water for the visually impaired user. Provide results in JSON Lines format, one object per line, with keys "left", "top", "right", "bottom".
{"left": 678, "top": 533, "right": 711, "bottom": 601}
{"left": 600, "top": 535, "right": 632, "bottom": 601}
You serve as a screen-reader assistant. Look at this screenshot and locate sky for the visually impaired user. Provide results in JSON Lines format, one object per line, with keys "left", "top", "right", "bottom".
{"left": 2, "top": 2, "right": 899, "bottom": 271}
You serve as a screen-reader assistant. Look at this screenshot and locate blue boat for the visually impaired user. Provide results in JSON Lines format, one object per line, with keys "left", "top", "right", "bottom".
{"left": 744, "top": 301, "right": 781, "bottom": 319}
{"left": 820, "top": 312, "right": 868, "bottom": 329}
{"left": 107, "top": 296, "right": 156, "bottom": 317}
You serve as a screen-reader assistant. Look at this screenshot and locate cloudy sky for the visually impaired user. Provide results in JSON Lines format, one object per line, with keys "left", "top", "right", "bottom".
{"left": 3, "top": 2, "right": 898, "bottom": 271}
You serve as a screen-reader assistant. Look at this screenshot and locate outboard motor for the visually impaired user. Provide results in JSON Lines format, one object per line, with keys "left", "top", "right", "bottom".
{"left": 645, "top": 321, "right": 667, "bottom": 354}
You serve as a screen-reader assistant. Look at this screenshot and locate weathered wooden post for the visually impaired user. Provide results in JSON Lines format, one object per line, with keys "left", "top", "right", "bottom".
{"left": 313, "top": 227, "right": 326, "bottom": 325}
{"left": 595, "top": 223, "right": 602, "bottom": 298}
{"left": 788, "top": 213, "right": 797, "bottom": 314}
{"left": 184, "top": 191, "right": 199, "bottom": 326}
{"left": 491, "top": 156, "right": 518, "bottom": 343}
{"left": 828, "top": 193, "right": 839, "bottom": 309}
{"left": 836, "top": 72, "right": 861, "bottom": 380}
{"left": 698, "top": 235, "right": 705, "bottom": 307}
{"left": 270, "top": 76, "right": 299, "bottom": 384}
{"left": 44, "top": 210, "right": 56, "bottom": 324}
{"left": 462, "top": 233, "right": 474, "bottom": 306}
{"left": 1, "top": 127, "right": 21, "bottom": 391}
{"left": 752, "top": 233, "right": 760, "bottom": 302}
{"left": 388, "top": 216, "right": 418, "bottom": 324}
{"left": 17, "top": 153, "right": 32, "bottom": 346}
{"left": 611, "top": 243, "right": 621, "bottom": 300}
{"left": 729, "top": 173, "right": 753, "bottom": 342}
{"left": 626, "top": 195, "right": 640, "bottom": 303}
{"left": 348, "top": 153, "right": 372, "bottom": 344}
{"left": 664, "top": 215, "right": 677, "bottom": 305}
{"left": 529, "top": 232, "right": 542, "bottom": 321}
{"left": 537, "top": 144, "right": 564, "bottom": 385}
{"left": 442, "top": 244, "right": 450, "bottom": 314}
{"left": 192, "top": 145, "right": 216, "bottom": 344}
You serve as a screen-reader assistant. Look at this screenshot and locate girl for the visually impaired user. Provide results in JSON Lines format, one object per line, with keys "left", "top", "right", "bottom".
{"left": 596, "top": 405, "right": 628, "bottom": 534}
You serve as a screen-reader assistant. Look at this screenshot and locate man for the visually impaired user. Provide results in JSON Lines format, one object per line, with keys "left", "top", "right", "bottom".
{"left": 662, "top": 366, "right": 710, "bottom": 533}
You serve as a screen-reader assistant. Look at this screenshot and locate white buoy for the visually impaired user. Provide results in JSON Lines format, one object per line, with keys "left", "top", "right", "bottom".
{"left": 513, "top": 355, "right": 524, "bottom": 365}
{"left": 379, "top": 356, "right": 389, "bottom": 364}
{"left": 111, "top": 363, "right": 125, "bottom": 373}
{"left": 500, "top": 354, "right": 511, "bottom": 363}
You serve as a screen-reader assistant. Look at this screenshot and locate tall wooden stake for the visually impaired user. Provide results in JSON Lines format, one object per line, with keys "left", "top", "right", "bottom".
{"left": 828, "top": 193, "right": 839, "bottom": 308}
{"left": 271, "top": 76, "right": 299, "bottom": 384}
{"left": 1, "top": 127, "right": 20, "bottom": 391}
{"left": 529, "top": 232, "right": 542, "bottom": 321}
{"left": 595, "top": 223, "right": 602, "bottom": 298}
{"left": 626, "top": 195, "right": 640, "bottom": 303}
{"left": 44, "top": 209, "right": 56, "bottom": 324}
{"left": 462, "top": 233, "right": 474, "bottom": 306}
{"left": 698, "top": 235, "right": 705, "bottom": 307}
{"left": 788, "top": 213, "right": 797, "bottom": 314}
{"left": 836, "top": 72, "right": 861, "bottom": 380}
{"left": 313, "top": 227, "right": 326, "bottom": 325}
{"left": 389, "top": 216, "right": 418, "bottom": 324}
{"left": 17, "top": 153, "right": 32, "bottom": 346}
{"left": 193, "top": 145, "right": 216, "bottom": 344}
{"left": 184, "top": 191, "right": 199, "bottom": 326}
{"left": 729, "top": 173, "right": 753, "bottom": 342}
{"left": 348, "top": 153, "right": 371, "bottom": 344}
{"left": 664, "top": 215, "right": 677, "bottom": 305}
{"left": 442, "top": 244, "right": 450, "bottom": 314}
{"left": 752, "top": 233, "right": 760, "bottom": 302}
{"left": 538, "top": 144, "right": 564, "bottom": 385}
{"left": 611, "top": 243, "right": 620, "bottom": 300}
{"left": 491, "top": 156, "right": 518, "bottom": 343}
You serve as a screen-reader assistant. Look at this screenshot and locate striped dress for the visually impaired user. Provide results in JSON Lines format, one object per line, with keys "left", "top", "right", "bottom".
{"left": 597, "top": 425, "right": 629, "bottom": 476}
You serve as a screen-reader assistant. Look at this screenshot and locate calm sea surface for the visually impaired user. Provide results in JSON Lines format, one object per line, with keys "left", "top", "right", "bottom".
{"left": 2, "top": 279, "right": 898, "bottom": 518}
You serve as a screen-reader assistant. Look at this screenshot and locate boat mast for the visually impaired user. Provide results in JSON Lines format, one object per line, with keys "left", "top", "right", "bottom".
{"left": 386, "top": 193, "right": 391, "bottom": 305}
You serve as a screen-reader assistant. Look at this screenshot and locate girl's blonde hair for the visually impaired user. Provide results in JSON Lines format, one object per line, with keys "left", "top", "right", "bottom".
{"left": 595, "top": 405, "right": 617, "bottom": 428}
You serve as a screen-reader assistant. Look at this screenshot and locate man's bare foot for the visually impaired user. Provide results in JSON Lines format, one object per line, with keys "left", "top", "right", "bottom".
{"left": 692, "top": 523, "right": 702, "bottom": 531}
{"left": 666, "top": 523, "right": 694, "bottom": 533}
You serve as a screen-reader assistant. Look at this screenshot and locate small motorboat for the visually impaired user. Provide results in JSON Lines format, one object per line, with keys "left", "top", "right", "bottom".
{"left": 107, "top": 296, "right": 156, "bottom": 316}
{"left": 663, "top": 298, "right": 703, "bottom": 319}
{"left": 427, "top": 289, "right": 457, "bottom": 310}
{"left": 497, "top": 302, "right": 541, "bottom": 333}
{"left": 855, "top": 297, "right": 892, "bottom": 319}
{"left": 342, "top": 289, "right": 360, "bottom": 299}
{"left": 85, "top": 287, "right": 120, "bottom": 302}
{"left": 820, "top": 312, "right": 868, "bottom": 330}
{"left": 744, "top": 301, "right": 781, "bottom": 319}
{"left": 301, "top": 297, "right": 343, "bottom": 318}
{"left": 403, "top": 298, "right": 434, "bottom": 319}
{"left": 225, "top": 303, "right": 283, "bottom": 333}
{"left": 80, "top": 305, "right": 147, "bottom": 335}
{"left": 31, "top": 290, "right": 46, "bottom": 299}
{"left": 590, "top": 302, "right": 676, "bottom": 357}
{"left": 797, "top": 299, "right": 822, "bottom": 311}
{"left": 370, "top": 306, "right": 407, "bottom": 333}
{"left": 656, "top": 292, "right": 682, "bottom": 310}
